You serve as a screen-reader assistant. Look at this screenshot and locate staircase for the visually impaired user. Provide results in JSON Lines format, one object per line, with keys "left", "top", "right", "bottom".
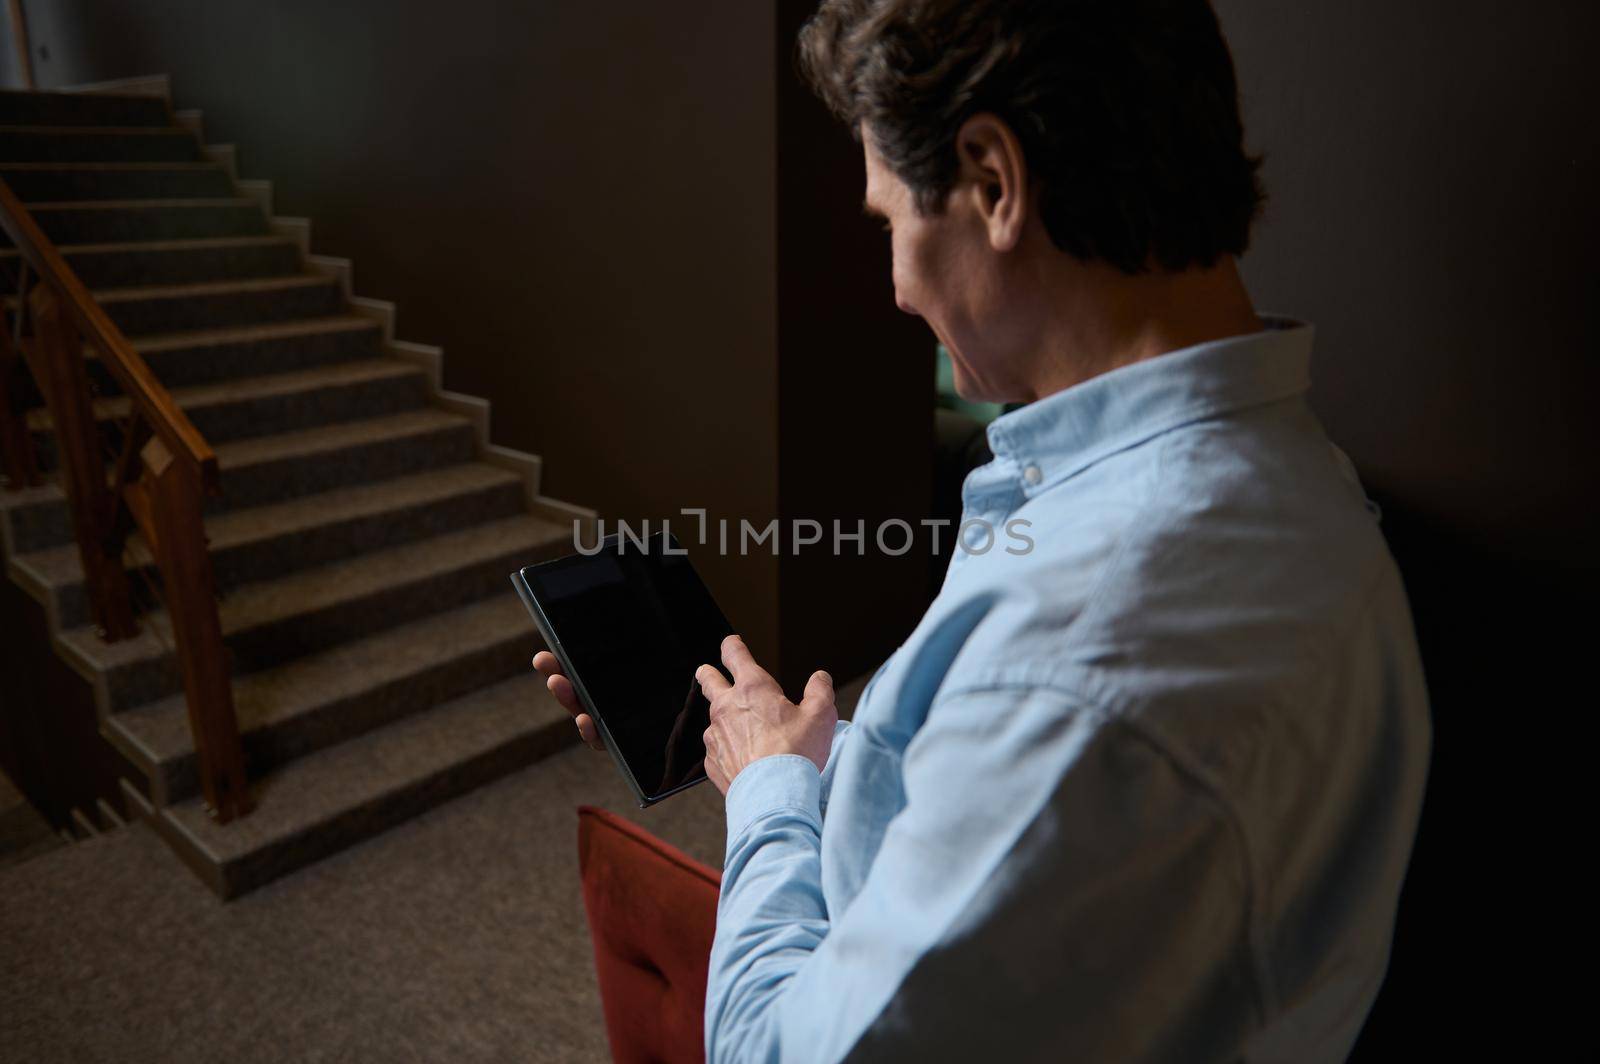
{"left": 0, "top": 81, "right": 590, "bottom": 898}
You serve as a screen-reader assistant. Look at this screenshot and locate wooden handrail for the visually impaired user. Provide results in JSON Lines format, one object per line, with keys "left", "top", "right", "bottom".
{"left": 0, "top": 179, "right": 218, "bottom": 494}
{"left": 0, "top": 173, "right": 250, "bottom": 822}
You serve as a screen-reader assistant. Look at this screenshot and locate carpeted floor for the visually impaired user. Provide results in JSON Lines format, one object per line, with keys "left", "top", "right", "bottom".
{"left": 0, "top": 673, "right": 870, "bottom": 1063}
{"left": 0, "top": 742, "right": 726, "bottom": 1063}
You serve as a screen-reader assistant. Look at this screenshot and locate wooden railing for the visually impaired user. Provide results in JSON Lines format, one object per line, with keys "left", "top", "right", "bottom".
{"left": 0, "top": 177, "right": 252, "bottom": 823}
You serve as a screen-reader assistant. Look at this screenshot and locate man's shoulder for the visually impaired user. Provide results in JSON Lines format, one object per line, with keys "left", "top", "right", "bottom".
{"left": 939, "top": 411, "right": 1399, "bottom": 709}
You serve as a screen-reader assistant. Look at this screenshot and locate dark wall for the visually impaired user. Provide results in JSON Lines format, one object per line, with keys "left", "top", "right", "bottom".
{"left": 1213, "top": 1, "right": 1597, "bottom": 1056}
{"left": 0, "top": 12, "right": 26, "bottom": 88}
{"left": 0, "top": 579, "right": 140, "bottom": 829}
{"left": 18, "top": 0, "right": 783, "bottom": 655}
{"left": 773, "top": 0, "right": 934, "bottom": 694}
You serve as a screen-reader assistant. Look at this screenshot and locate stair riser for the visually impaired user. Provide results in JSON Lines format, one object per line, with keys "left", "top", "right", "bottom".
{"left": 212, "top": 422, "right": 478, "bottom": 513}
{"left": 155, "top": 628, "right": 538, "bottom": 804}
{"left": 132, "top": 322, "right": 383, "bottom": 391}
{"left": 209, "top": 476, "right": 526, "bottom": 594}
{"left": 52, "top": 472, "right": 523, "bottom": 631}
{"left": 0, "top": 129, "right": 200, "bottom": 164}
{"left": 100, "top": 279, "right": 343, "bottom": 336}
{"left": 215, "top": 717, "right": 578, "bottom": 899}
{"left": 32, "top": 369, "right": 431, "bottom": 472}
{"left": 0, "top": 167, "right": 235, "bottom": 201}
{"left": 0, "top": 497, "right": 70, "bottom": 555}
{"left": 0, "top": 240, "right": 302, "bottom": 289}
{"left": 1, "top": 420, "right": 476, "bottom": 554}
{"left": 50, "top": 573, "right": 162, "bottom": 637}
{"left": 187, "top": 369, "right": 431, "bottom": 442}
{"left": 103, "top": 539, "right": 554, "bottom": 712}
{"left": 0, "top": 93, "right": 171, "bottom": 128}
{"left": 3, "top": 202, "right": 268, "bottom": 248}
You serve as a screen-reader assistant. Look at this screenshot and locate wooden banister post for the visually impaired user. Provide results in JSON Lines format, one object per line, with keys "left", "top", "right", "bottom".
{"left": 6, "top": 0, "right": 34, "bottom": 92}
{"left": 141, "top": 433, "right": 250, "bottom": 822}
{"left": 0, "top": 324, "right": 40, "bottom": 490}
{"left": 28, "top": 286, "right": 137, "bottom": 639}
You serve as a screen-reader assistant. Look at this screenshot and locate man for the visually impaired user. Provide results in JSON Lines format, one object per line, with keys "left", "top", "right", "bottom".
{"left": 536, "top": 0, "right": 1431, "bottom": 1059}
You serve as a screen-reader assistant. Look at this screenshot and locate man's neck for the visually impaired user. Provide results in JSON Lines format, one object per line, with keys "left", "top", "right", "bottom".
{"left": 1023, "top": 256, "right": 1262, "bottom": 402}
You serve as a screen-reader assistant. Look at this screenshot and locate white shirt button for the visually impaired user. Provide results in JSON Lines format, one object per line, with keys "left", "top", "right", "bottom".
{"left": 1022, "top": 464, "right": 1043, "bottom": 486}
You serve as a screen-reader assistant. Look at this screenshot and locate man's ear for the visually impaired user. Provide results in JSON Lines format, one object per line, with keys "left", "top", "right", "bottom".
{"left": 954, "top": 113, "right": 1030, "bottom": 253}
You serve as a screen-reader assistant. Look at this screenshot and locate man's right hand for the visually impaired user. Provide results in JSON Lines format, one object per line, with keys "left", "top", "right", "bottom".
{"left": 532, "top": 651, "right": 605, "bottom": 752}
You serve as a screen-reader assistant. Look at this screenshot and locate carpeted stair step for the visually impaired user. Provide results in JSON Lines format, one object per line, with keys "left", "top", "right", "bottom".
{"left": 2, "top": 197, "right": 266, "bottom": 247}
{"left": 0, "top": 235, "right": 301, "bottom": 289}
{"left": 0, "top": 408, "right": 478, "bottom": 554}
{"left": 0, "top": 161, "right": 235, "bottom": 202}
{"left": 0, "top": 479, "right": 66, "bottom": 555}
{"left": 115, "top": 315, "right": 384, "bottom": 391}
{"left": 144, "top": 671, "right": 576, "bottom": 899}
{"left": 109, "top": 594, "right": 545, "bottom": 805}
{"left": 207, "top": 407, "right": 482, "bottom": 513}
{"left": 28, "top": 359, "right": 431, "bottom": 462}
{"left": 94, "top": 274, "right": 343, "bottom": 336}
{"left": 0, "top": 125, "right": 200, "bottom": 164}
{"left": 0, "top": 89, "right": 170, "bottom": 129}
{"left": 56, "top": 513, "right": 571, "bottom": 712}
{"left": 21, "top": 461, "right": 527, "bottom": 630}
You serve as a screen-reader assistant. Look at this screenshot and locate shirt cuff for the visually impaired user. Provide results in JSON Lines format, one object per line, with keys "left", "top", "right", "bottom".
{"left": 724, "top": 754, "right": 822, "bottom": 845}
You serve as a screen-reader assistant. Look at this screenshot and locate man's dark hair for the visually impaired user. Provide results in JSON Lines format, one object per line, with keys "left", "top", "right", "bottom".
{"left": 798, "top": 0, "right": 1264, "bottom": 275}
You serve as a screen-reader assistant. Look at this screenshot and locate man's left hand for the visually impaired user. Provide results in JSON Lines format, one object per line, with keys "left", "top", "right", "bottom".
{"left": 697, "top": 635, "right": 837, "bottom": 795}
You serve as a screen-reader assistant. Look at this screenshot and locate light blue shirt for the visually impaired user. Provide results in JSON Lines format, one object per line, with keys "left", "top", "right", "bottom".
{"left": 706, "top": 318, "right": 1431, "bottom": 1063}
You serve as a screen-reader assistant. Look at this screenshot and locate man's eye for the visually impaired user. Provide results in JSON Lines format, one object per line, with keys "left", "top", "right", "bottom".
{"left": 882, "top": 222, "right": 893, "bottom": 234}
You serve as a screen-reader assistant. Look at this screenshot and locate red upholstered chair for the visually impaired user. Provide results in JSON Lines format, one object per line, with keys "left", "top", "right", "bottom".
{"left": 577, "top": 805, "right": 722, "bottom": 1064}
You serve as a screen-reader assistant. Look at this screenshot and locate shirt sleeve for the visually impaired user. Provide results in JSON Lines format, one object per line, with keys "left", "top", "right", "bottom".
{"left": 817, "top": 719, "right": 853, "bottom": 819}
{"left": 704, "top": 687, "right": 1264, "bottom": 1063}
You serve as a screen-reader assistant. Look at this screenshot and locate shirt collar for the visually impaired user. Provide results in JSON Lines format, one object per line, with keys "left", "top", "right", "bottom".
{"left": 984, "top": 315, "right": 1314, "bottom": 496}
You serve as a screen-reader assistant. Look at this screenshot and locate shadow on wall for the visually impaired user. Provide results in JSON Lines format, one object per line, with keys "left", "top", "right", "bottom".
{"left": 1211, "top": 0, "right": 1597, "bottom": 1057}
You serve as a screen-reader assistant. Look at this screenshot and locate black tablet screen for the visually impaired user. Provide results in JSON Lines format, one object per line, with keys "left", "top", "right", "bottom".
{"left": 521, "top": 533, "right": 732, "bottom": 801}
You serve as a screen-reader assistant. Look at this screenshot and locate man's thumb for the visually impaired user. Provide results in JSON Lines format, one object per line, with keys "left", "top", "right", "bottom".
{"left": 804, "top": 669, "right": 834, "bottom": 705}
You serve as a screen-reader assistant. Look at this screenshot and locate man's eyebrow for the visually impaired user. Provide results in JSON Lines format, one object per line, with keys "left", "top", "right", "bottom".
{"left": 861, "top": 199, "right": 885, "bottom": 219}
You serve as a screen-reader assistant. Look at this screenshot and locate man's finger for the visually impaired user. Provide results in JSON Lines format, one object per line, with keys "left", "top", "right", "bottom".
{"left": 696, "top": 663, "right": 732, "bottom": 700}
{"left": 803, "top": 668, "right": 834, "bottom": 707}
{"left": 531, "top": 651, "right": 563, "bottom": 679}
{"left": 720, "top": 634, "right": 768, "bottom": 684}
{"left": 546, "top": 672, "right": 581, "bottom": 714}
{"left": 575, "top": 713, "right": 604, "bottom": 751}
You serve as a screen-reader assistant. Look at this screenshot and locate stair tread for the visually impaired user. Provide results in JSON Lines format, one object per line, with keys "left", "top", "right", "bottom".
{"left": 215, "top": 406, "right": 469, "bottom": 468}
{"left": 93, "top": 272, "right": 333, "bottom": 304}
{"left": 55, "top": 512, "right": 568, "bottom": 673}
{"left": 204, "top": 461, "right": 518, "bottom": 554}
{"left": 0, "top": 234, "right": 295, "bottom": 258}
{"left": 130, "top": 313, "right": 379, "bottom": 355}
{"left": 18, "top": 460, "right": 523, "bottom": 589}
{"left": 159, "top": 672, "right": 567, "bottom": 864}
{"left": 7, "top": 273, "right": 337, "bottom": 318}
{"left": 0, "top": 124, "right": 194, "bottom": 135}
{"left": 112, "top": 593, "right": 536, "bottom": 770}
{"left": 0, "top": 161, "right": 223, "bottom": 171}
{"left": 21, "top": 196, "right": 252, "bottom": 212}
{"left": 0, "top": 479, "right": 63, "bottom": 515}
{"left": 0, "top": 408, "right": 468, "bottom": 526}
{"left": 27, "top": 356, "right": 422, "bottom": 430}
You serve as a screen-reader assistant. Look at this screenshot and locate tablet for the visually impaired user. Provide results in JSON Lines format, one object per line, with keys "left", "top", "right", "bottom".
{"left": 511, "top": 529, "right": 733, "bottom": 807}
